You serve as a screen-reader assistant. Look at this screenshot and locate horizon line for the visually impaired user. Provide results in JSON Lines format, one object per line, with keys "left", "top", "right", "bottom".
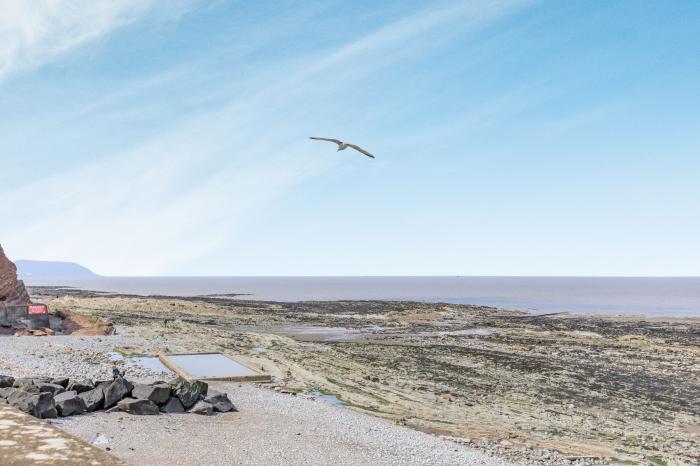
{"left": 22, "top": 274, "right": 700, "bottom": 279}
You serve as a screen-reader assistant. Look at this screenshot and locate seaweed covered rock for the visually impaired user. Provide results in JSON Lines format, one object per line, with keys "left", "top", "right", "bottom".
{"left": 174, "top": 379, "right": 208, "bottom": 409}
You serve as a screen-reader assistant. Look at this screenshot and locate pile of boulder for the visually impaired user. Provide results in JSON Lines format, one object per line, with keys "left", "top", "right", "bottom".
{"left": 0, "top": 374, "right": 236, "bottom": 419}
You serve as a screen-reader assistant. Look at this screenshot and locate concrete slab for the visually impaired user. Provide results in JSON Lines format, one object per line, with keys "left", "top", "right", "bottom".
{"left": 0, "top": 404, "right": 125, "bottom": 465}
{"left": 159, "top": 352, "right": 271, "bottom": 382}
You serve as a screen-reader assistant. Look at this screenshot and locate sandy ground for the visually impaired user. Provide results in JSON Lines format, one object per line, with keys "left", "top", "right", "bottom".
{"left": 54, "top": 382, "right": 513, "bottom": 466}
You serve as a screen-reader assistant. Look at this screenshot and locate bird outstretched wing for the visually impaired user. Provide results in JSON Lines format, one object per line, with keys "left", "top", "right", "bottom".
{"left": 310, "top": 136, "right": 343, "bottom": 146}
{"left": 347, "top": 143, "right": 375, "bottom": 159}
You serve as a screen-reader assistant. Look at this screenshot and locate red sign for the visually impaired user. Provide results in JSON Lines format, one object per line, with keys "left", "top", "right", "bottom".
{"left": 28, "top": 305, "right": 47, "bottom": 315}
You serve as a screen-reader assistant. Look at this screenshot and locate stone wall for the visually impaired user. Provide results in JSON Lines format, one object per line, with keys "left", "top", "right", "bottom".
{"left": 0, "top": 244, "right": 30, "bottom": 306}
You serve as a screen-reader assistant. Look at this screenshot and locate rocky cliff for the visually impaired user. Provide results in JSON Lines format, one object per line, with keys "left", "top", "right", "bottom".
{"left": 0, "top": 244, "right": 30, "bottom": 305}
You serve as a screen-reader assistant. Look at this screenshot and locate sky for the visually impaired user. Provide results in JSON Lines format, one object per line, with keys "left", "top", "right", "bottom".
{"left": 1, "top": 0, "right": 699, "bottom": 276}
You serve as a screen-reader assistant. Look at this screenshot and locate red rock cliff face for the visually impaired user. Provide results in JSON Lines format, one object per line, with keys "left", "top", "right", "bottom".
{"left": 0, "top": 244, "right": 30, "bottom": 305}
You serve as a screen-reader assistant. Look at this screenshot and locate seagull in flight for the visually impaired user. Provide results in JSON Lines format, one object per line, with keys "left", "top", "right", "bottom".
{"left": 309, "top": 137, "right": 375, "bottom": 159}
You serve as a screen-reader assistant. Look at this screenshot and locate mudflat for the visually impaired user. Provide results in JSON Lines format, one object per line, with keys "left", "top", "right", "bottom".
{"left": 30, "top": 286, "right": 700, "bottom": 465}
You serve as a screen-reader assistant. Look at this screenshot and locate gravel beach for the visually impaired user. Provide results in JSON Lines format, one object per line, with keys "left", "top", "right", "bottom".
{"left": 0, "top": 333, "right": 177, "bottom": 381}
{"left": 0, "top": 333, "right": 513, "bottom": 465}
{"left": 55, "top": 382, "right": 513, "bottom": 466}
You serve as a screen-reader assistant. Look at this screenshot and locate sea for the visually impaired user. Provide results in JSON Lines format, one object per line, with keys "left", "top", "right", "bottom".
{"left": 22, "top": 276, "right": 700, "bottom": 317}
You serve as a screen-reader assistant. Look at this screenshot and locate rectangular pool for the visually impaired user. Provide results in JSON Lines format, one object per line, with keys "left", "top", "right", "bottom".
{"left": 162, "top": 353, "right": 266, "bottom": 380}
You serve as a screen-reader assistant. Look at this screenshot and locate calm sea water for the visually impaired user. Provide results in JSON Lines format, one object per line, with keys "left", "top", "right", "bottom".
{"left": 24, "top": 276, "right": 700, "bottom": 317}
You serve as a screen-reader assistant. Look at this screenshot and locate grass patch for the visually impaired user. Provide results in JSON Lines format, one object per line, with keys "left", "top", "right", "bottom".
{"left": 269, "top": 339, "right": 285, "bottom": 349}
{"left": 342, "top": 400, "right": 384, "bottom": 413}
{"left": 648, "top": 456, "right": 667, "bottom": 466}
{"left": 326, "top": 377, "right": 389, "bottom": 404}
{"left": 610, "top": 458, "right": 638, "bottom": 465}
{"left": 112, "top": 349, "right": 146, "bottom": 359}
{"left": 326, "top": 377, "right": 360, "bottom": 391}
{"left": 428, "top": 418, "right": 457, "bottom": 425}
{"left": 311, "top": 388, "right": 383, "bottom": 413}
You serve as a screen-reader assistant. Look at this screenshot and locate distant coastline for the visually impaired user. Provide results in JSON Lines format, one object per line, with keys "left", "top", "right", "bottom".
{"left": 15, "top": 260, "right": 99, "bottom": 279}
{"left": 23, "top": 275, "right": 700, "bottom": 317}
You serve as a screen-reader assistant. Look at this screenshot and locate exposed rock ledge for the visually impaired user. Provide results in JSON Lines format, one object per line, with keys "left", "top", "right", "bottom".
{"left": 0, "top": 244, "right": 30, "bottom": 305}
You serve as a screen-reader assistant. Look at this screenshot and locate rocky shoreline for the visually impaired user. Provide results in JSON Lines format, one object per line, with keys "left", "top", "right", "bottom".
{"left": 11, "top": 286, "right": 700, "bottom": 465}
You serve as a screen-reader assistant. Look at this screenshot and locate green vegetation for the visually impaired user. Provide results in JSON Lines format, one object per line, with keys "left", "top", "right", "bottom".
{"left": 310, "top": 387, "right": 383, "bottom": 413}
{"left": 648, "top": 456, "right": 667, "bottom": 466}
{"left": 326, "top": 377, "right": 389, "bottom": 404}
{"left": 112, "top": 349, "right": 146, "bottom": 359}
{"left": 342, "top": 400, "right": 384, "bottom": 413}
{"left": 609, "top": 458, "right": 638, "bottom": 465}
{"left": 269, "top": 339, "right": 284, "bottom": 349}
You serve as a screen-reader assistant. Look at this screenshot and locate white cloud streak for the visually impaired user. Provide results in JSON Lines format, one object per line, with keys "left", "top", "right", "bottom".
{"left": 1, "top": 0, "right": 533, "bottom": 274}
{"left": 0, "top": 0, "right": 192, "bottom": 82}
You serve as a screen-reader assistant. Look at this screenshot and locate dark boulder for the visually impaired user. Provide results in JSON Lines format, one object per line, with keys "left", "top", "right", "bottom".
{"left": 0, "top": 375, "right": 15, "bottom": 388}
{"left": 175, "top": 380, "right": 208, "bottom": 409}
{"left": 67, "top": 379, "right": 94, "bottom": 394}
{"left": 117, "top": 398, "right": 159, "bottom": 415}
{"left": 94, "top": 380, "right": 112, "bottom": 389}
{"left": 189, "top": 400, "right": 213, "bottom": 415}
{"left": 104, "top": 378, "right": 133, "bottom": 408}
{"left": 36, "top": 392, "right": 57, "bottom": 419}
{"left": 95, "top": 380, "right": 112, "bottom": 394}
{"left": 79, "top": 387, "right": 105, "bottom": 412}
{"left": 205, "top": 390, "right": 236, "bottom": 412}
{"left": 38, "top": 383, "right": 66, "bottom": 396}
{"left": 5, "top": 390, "right": 56, "bottom": 419}
{"left": 160, "top": 396, "right": 185, "bottom": 413}
{"left": 5, "top": 389, "right": 36, "bottom": 413}
{"left": 51, "top": 377, "right": 70, "bottom": 388}
{"left": 132, "top": 383, "right": 171, "bottom": 405}
{"left": 12, "top": 378, "right": 39, "bottom": 393}
{"left": 192, "top": 380, "right": 208, "bottom": 396}
{"left": 55, "top": 391, "right": 86, "bottom": 416}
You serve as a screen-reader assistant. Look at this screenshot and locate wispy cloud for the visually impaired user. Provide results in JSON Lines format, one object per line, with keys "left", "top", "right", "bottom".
{"left": 1, "top": 0, "right": 533, "bottom": 274}
{"left": 0, "top": 0, "right": 193, "bottom": 82}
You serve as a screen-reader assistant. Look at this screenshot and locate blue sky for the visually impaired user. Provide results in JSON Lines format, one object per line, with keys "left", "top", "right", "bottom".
{"left": 1, "top": 0, "right": 699, "bottom": 276}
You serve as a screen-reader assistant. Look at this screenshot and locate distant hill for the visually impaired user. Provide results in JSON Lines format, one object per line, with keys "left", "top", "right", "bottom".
{"left": 15, "top": 260, "right": 99, "bottom": 279}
